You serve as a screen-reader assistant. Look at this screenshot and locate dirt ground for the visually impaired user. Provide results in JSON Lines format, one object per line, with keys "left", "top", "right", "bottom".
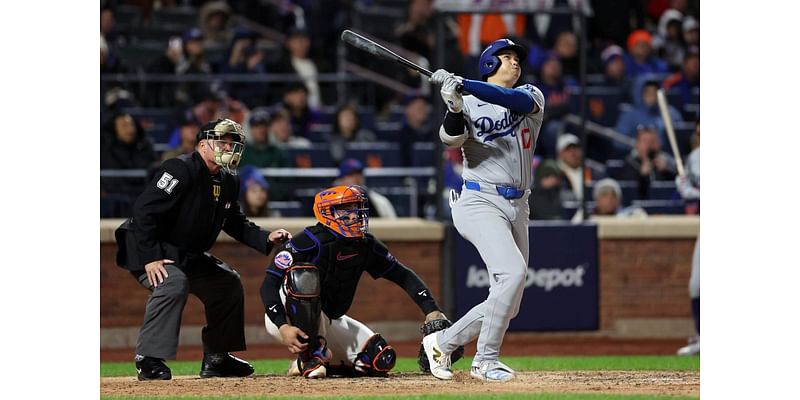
{"left": 101, "top": 370, "right": 699, "bottom": 398}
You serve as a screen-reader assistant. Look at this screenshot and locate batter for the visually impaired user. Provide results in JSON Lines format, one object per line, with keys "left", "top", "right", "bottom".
{"left": 422, "top": 39, "right": 545, "bottom": 382}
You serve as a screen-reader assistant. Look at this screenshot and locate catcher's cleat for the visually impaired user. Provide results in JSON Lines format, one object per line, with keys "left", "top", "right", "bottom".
{"left": 200, "top": 352, "right": 254, "bottom": 378}
{"left": 469, "top": 360, "right": 515, "bottom": 382}
{"left": 299, "top": 339, "right": 332, "bottom": 379}
{"left": 287, "top": 357, "right": 302, "bottom": 377}
{"left": 136, "top": 356, "right": 172, "bottom": 381}
{"left": 422, "top": 331, "right": 453, "bottom": 380}
{"left": 302, "top": 357, "right": 328, "bottom": 379}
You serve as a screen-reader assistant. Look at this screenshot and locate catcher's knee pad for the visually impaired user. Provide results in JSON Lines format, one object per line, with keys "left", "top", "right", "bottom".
{"left": 354, "top": 334, "right": 396, "bottom": 377}
{"left": 285, "top": 263, "right": 322, "bottom": 341}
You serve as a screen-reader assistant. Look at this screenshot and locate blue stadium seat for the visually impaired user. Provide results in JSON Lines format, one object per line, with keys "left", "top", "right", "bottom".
{"left": 114, "top": 43, "right": 165, "bottom": 71}
{"left": 649, "top": 181, "right": 678, "bottom": 201}
{"left": 286, "top": 145, "right": 334, "bottom": 168}
{"left": 411, "top": 142, "right": 436, "bottom": 167}
{"left": 344, "top": 142, "right": 402, "bottom": 167}
{"left": 631, "top": 199, "right": 685, "bottom": 215}
{"left": 568, "top": 86, "right": 625, "bottom": 127}
{"left": 604, "top": 159, "right": 626, "bottom": 180}
{"left": 122, "top": 107, "right": 177, "bottom": 144}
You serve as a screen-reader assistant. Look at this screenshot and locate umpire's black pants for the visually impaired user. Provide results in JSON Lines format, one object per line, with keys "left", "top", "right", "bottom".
{"left": 133, "top": 255, "right": 246, "bottom": 360}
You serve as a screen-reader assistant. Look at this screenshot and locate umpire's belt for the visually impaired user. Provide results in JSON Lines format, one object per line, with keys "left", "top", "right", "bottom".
{"left": 464, "top": 180, "right": 527, "bottom": 200}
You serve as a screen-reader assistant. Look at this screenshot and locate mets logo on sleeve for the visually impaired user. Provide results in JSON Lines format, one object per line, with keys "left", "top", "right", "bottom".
{"left": 274, "top": 251, "right": 293, "bottom": 269}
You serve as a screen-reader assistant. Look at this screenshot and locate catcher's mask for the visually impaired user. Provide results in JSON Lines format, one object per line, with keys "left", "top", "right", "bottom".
{"left": 313, "top": 185, "right": 369, "bottom": 238}
{"left": 197, "top": 118, "right": 246, "bottom": 174}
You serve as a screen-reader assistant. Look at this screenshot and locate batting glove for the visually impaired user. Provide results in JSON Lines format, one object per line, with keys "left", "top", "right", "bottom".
{"left": 440, "top": 76, "right": 464, "bottom": 113}
{"left": 429, "top": 69, "right": 455, "bottom": 85}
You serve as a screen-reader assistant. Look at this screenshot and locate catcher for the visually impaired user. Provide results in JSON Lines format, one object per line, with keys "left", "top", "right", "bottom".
{"left": 260, "top": 185, "right": 463, "bottom": 378}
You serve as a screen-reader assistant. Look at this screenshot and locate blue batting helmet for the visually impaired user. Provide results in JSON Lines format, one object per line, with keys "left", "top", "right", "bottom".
{"left": 478, "top": 39, "right": 528, "bottom": 81}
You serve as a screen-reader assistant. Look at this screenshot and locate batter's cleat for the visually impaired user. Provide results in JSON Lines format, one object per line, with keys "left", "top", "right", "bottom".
{"left": 677, "top": 336, "right": 700, "bottom": 356}
{"left": 200, "top": 352, "right": 255, "bottom": 378}
{"left": 136, "top": 356, "right": 172, "bottom": 381}
{"left": 470, "top": 360, "right": 516, "bottom": 382}
{"left": 422, "top": 331, "right": 453, "bottom": 380}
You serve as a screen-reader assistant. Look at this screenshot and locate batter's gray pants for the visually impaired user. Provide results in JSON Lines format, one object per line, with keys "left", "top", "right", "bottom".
{"left": 689, "top": 235, "right": 700, "bottom": 298}
{"left": 438, "top": 188, "right": 530, "bottom": 364}
{"left": 134, "top": 256, "right": 246, "bottom": 360}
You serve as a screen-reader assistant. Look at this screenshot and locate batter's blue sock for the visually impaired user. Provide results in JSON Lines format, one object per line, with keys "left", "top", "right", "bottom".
{"left": 691, "top": 297, "right": 700, "bottom": 335}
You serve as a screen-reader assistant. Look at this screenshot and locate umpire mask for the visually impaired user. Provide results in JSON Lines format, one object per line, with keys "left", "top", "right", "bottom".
{"left": 198, "top": 118, "right": 246, "bottom": 175}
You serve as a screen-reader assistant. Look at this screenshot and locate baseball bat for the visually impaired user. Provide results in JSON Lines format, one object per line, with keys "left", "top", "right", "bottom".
{"left": 656, "top": 88, "right": 686, "bottom": 177}
{"left": 341, "top": 29, "right": 464, "bottom": 93}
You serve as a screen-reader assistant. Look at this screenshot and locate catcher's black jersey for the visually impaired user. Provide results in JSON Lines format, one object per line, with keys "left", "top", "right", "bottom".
{"left": 115, "top": 152, "right": 271, "bottom": 271}
{"left": 261, "top": 224, "right": 439, "bottom": 327}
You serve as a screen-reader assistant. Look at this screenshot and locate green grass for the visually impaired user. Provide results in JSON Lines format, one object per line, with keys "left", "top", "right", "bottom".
{"left": 101, "top": 355, "right": 699, "bottom": 377}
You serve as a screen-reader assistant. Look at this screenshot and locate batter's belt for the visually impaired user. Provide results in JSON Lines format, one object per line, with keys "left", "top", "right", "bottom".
{"left": 464, "top": 180, "right": 528, "bottom": 200}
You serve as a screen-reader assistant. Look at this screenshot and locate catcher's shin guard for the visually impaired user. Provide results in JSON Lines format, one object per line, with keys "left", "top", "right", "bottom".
{"left": 354, "top": 334, "right": 396, "bottom": 377}
{"left": 285, "top": 263, "right": 322, "bottom": 341}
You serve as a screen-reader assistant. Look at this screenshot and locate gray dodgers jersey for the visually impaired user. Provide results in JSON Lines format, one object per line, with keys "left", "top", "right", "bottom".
{"left": 458, "top": 84, "right": 545, "bottom": 190}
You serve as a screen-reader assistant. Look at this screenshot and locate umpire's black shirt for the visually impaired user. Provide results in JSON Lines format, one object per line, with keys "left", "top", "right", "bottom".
{"left": 115, "top": 152, "right": 273, "bottom": 271}
{"left": 261, "top": 224, "right": 441, "bottom": 327}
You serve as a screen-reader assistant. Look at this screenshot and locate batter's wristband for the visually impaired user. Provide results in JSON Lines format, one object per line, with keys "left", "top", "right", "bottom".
{"left": 443, "top": 111, "right": 466, "bottom": 136}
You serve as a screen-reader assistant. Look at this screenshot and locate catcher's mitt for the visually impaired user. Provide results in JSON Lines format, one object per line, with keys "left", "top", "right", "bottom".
{"left": 417, "top": 319, "right": 465, "bottom": 372}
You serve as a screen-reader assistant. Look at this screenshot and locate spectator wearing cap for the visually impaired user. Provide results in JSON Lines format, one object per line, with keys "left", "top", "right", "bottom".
{"left": 614, "top": 74, "right": 683, "bottom": 156}
{"left": 239, "top": 110, "right": 290, "bottom": 169}
{"left": 600, "top": 44, "right": 632, "bottom": 103}
{"left": 157, "top": 28, "right": 214, "bottom": 108}
{"left": 662, "top": 49, "right": 699, "bottom": 109}
{"left": 199, "top": 1, "right": 233, "bottom": 48}
{"left": 220, "top": 27, "right": 269, "bottom": 108}
{"left": 535, "top": 51, "right": 578, "bottom": 159}
{"left": 555, "top": 133, "right": 605, "bottom": 222}
{"left": 238, "top": 165, "right": 273, "bottom": 217}
{"left": 270, "top": 28, "right": 323, "bottom": 108}
{"left": 326, "top": 104, "right": 377, "bottom": 166}
{"left": 556, "top": 133, "right": 587, "bottom": 203}
{"left": 334, "top": 159, "right": 398, "bottom": 218}
{"left": 613, "top": 125, "right": 677, "bottom": 200}
{"left": 623, "top": 29, "right": 668, "bottom": 79}
{"left": 591, "top": 178, "right": 647, "bottom": 218}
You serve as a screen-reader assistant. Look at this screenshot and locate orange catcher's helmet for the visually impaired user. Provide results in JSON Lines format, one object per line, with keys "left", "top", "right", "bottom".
{"left": 313, "top": 185, "right": 369, "bottom": 238}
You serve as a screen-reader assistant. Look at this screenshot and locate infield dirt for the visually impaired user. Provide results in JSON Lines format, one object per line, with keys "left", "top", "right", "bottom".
{"left": 101, "top": 370, "right": 699, "bottom": 398}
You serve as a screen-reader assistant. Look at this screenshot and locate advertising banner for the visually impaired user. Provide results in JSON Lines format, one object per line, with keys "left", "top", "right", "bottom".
{"left": 452, "top": 223, "right": 598, "bottom": 330}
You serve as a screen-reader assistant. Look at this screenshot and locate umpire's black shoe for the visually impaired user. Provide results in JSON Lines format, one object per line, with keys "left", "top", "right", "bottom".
{"left": 200, "top": 352, "right": 254, "bottom": 378}
{"left": 136, "top": 356, "right": 172, "bottom": 381}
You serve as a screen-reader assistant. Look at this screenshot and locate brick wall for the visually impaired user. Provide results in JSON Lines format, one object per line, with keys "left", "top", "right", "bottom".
{"left": 599, "top": 239, "right": 695, "bottom": 336}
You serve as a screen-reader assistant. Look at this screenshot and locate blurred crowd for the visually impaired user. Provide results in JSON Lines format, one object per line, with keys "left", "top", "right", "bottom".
{"left": 101, "top": 0, "right": 699, "bottom": 220}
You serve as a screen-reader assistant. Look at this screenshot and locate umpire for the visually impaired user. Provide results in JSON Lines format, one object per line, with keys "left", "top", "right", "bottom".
{"left": 114, "top": 118, "right": 291, "bottom": 381}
